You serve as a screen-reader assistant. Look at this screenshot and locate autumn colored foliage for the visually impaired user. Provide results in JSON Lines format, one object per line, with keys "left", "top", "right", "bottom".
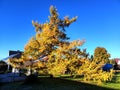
{"left": 9, "top": 6, "right": 113, "bottom": 84}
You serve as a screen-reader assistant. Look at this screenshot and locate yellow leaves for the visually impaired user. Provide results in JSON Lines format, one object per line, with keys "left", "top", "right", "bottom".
{"left": 77, "top": 58, "right": 114, "bottom": 84}
{"left": 33, "top": 61, "right": 45, "bottom": 69}
{"left": 25, "top": 37, "right": 40, "bottom": 51}
{"left": 36, "top": 33, "right": 41, "bottom": 39}
{"left": 48, "top": 60, "right": 67, "bottom": 76}
{"left": 32, "top": 20, "right": 43, "bottom": 32}
{"left": 8, "top": 58, "right": 24, "bottom": 68}
{"left": 63, "top": 16, "right": 78, "bottom": 27}
{"left": 94, "top": 47, "right": 110, "bottom": 63}
{"left": 22, "top": 6, "right": 88, "bottom": 76}
{"left": 59, "top": 40, "right": 85, "bottom": 51}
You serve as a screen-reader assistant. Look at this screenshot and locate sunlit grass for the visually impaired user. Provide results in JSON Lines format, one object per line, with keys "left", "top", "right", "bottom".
{"left": 1, "top": 72, "right": 120, "bottom": 90}
{"left": 101, "top": 72, "right": 120, "bottom": 89}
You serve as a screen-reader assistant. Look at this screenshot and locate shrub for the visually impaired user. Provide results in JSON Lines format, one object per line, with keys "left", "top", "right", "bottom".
{"left": 77, "top": 60, "right": 114, "bottom": 84}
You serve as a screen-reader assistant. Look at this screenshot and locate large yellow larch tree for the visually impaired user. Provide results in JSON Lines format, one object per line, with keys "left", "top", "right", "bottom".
{"left": 23, "top": 5, "right": 85, "bottom": 75}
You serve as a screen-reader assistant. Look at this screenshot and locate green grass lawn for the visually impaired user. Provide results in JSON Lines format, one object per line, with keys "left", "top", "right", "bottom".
{"left": 0, "top": 72, "right": 120, "bottom": 90}
{"left": 101, "top": 72, "right": 120, "bottom": 90}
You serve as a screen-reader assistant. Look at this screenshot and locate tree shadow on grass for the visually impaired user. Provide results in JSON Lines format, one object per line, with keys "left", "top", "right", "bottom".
{"left": 0, "top": 75, "right": 116, "bottom": 90}
{"left": 110, "top": 71, "right": 120, "bottom": 83}
{"left": 20, "top": 77, "right": 115, "bottom": 90}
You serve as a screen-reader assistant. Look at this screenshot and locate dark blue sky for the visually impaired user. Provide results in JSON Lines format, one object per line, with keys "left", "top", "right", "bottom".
{"left": 0, "top": 0, "right": 120, "bottom": 59}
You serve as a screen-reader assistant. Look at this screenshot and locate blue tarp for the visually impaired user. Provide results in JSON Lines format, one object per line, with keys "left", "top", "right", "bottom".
{"left": 102, "top": 63, "right": 113, "bottom": 71}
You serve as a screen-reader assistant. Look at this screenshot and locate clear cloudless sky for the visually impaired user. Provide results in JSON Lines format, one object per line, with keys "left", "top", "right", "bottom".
{"left": 0, "top": 0, "right": 120, "bottom": 60}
